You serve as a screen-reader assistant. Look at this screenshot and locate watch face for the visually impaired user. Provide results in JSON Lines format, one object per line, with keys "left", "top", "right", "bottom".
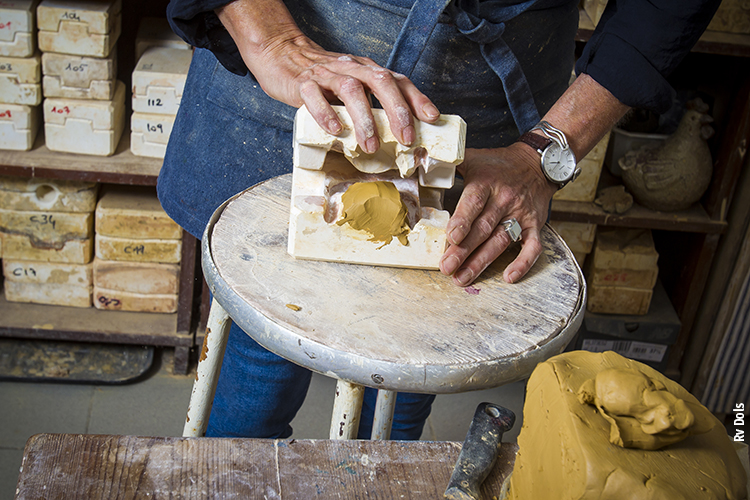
{"left": 541, "top": 143, "right": 577, "bottom": 183}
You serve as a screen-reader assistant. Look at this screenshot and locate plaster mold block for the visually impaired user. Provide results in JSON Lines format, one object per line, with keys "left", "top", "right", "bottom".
{"left": 95, "top": 234, "right": 181, "bottom": 263}
{"left": 5, "top": 280, "right": 91, "bottom": 307}
{"left": 0, "top": 174, "right": 98, "bottom": 212}
{"left": 93, "top": 285, "right": 177, "bottom": 312}
{"left": 135, "top": 17, "right": 190, "bottom": 61}
{"left": 130, "top": 111, "right": 174, "bottom": 158}
{"left": 1, "top": 231, "right": 92, "bottom": 263}
{"left": 3, "top": 259, "right": 92, "bottom": 286}
{"left": 131, "top": 46, "right": 192, "bottom": 115}
{"left": 95, "top": 185, "right": 182, "bottom": 239}
{"left": 0, "top": 103, "right": 39, "bottom": 150}
{"left": 41, "top": 51, "right": 116, "bottom": 99}
{"left": 0, "top": 52, "right": 41, "bottom": 105}
{"left": 43, "top": 78, "right": 125, "bottom": 156}
{"left": 37, "top": 0, "right": 121, "bottom": 57}
{"left": 93, "top": 257, "right": 179, "bottom": 294}
{"left": 0, "top": 0, "right": 40, "bottom": 57}
{"left": 288, "top": 105, "right": 466, "bottom": 269}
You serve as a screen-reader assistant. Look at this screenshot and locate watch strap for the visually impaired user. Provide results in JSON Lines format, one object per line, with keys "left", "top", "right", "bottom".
{"left": 517, "top": 131, "right": 553, "bottom": 154}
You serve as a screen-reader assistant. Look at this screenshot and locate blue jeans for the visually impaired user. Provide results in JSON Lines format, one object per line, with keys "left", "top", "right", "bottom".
{"left": 159, "top": 0, "right": 576, "bottom": 440}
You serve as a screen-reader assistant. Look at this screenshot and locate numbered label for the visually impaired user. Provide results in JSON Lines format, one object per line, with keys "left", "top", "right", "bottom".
{"left": 50, "top": 106, "right": 71, "bottom": 115}
{"left": 12, "top": 266, "right": 36, "bottom": 277}
{"left": 146, "top": 123, "right": 164, "bottom": 133}
{"left": 147, "top": 98, "right": 162, "bottom": 107}
{"left": 60, "top": 11, "right": 81, "bottom": 21}
{"left": 124, "top": 245, "right": 145, "bottom": 255}
{"left": 0, "top": 110, "right": 11, "bottom": 118}
{"left": 30, "top": 214, "right": 56, "bottom": 229}
{"left": 0, "top": 21, "right": 11, "bottom": 29}
{"left": 0, "top": 63, "right": 12, "bottom": 72}
{"left": 98, "top": 295, "right": 121, "bottom": 307}
{"left": 65, "top": 62, "right": 88, "bottom": 72}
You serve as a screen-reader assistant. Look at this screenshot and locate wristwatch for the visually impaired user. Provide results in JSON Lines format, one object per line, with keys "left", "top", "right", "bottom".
{"left": 518, "top": 121, "right": 580, "bottom": 189}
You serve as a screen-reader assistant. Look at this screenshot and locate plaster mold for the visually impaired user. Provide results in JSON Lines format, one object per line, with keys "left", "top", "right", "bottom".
{"left": 288, "top": 105, "right": 466, "bottom": 269}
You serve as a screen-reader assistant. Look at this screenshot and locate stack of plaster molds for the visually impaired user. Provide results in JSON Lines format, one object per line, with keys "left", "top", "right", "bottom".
{"left": 93, "top": 186, "right": 182, "bottom": 313}
{"left": 288, "top": 105, "right": 466, "bottom": 269}
{"left": 0, "top": 174, "right": 98, "bottom": 307}
{"left": 130, "top": 45, "right": 191, "bottom": 158}
{"left": 37, "top": 0, "right": 123, "bottom": 155}
{"left": 0, "top": 0, "right": 42, "bottom": 150}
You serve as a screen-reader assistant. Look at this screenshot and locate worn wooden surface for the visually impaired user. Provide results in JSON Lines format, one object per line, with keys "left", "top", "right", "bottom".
{"left": 207, "top": 174, "right": 584, "bottom": 393}
{"left": 15, "top": 434, "right": 518, "bottom": 499}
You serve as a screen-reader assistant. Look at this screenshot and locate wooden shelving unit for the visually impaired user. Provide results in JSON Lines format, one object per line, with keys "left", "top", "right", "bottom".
{"left": 572, "top": 8, "right": 750, "bottom": 380}
{"left": 0, "top": 131, "right": 200, "bottom": 374}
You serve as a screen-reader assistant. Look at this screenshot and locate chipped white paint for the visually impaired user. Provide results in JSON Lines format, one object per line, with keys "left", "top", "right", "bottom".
{"left": 329, "top": 380, "right": 364, "bottom": 440}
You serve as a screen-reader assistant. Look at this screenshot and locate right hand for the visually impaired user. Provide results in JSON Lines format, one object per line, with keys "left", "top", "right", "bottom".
{"left": 217, "top": 0, "right": 440, "bottom": 152}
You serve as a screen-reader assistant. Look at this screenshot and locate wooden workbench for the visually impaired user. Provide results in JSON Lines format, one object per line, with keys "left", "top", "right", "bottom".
{"left": 15, "top": 434, "right": 518, "bottom": 498}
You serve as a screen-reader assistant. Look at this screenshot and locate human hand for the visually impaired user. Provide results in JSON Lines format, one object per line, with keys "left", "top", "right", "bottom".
{"left": 439, "top": 143, "right": 558, "bottom": 287}
{"left": 216, "top": 0, "right": 439, "bottom": 153}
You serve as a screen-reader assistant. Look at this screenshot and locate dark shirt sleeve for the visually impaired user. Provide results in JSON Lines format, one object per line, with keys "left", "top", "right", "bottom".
{"left": 166, "top": 0, "right": 249, "bottom": 76}
{"left": 576, "top": 0, "right": 722, "bottom": 113}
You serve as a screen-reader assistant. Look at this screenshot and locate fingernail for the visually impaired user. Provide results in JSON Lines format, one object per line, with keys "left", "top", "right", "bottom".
{"left": 423, "top": 103, "right": 439, "bottom": 120}
{"left": 402, "top": 124, "right": 415, "bottom": 145}
{"left": 365, "top": 136, "right": 379, "bottom": 154}
{"left": 328, "top": 119, "right": 342, "bottom": 134}
{"left": 506, "top": 271, "right": 519, "bottom": 284}
{"left": 455, "top": 268, "right": 474, "bottom": 286}
{"left": 440, "top": 255, "right": 460, "bottom": 275}
{"left": 448, "top": 226, "right": 464, "bottom": 245}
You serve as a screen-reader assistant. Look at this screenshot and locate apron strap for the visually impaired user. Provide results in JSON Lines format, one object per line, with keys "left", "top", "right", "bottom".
{"left": 386, "top": 0, "right": 542, "bottom": 135}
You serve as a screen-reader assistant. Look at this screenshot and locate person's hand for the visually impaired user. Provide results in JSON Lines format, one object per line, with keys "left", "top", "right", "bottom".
{"left": 216, "top": 0, "right": 440, "bottom": 152}
{"left": 439, "top": 143, "right": 558, "bottom": 287}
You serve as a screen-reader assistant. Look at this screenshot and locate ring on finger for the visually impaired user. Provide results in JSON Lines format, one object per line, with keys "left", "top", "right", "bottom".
{"left": 502, "top": 218, "right": 522, "bottom": 243}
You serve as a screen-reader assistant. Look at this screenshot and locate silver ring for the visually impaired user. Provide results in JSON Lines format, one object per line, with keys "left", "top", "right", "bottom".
{"left": 502, "top": 218, "right": 522, "bottom": 242}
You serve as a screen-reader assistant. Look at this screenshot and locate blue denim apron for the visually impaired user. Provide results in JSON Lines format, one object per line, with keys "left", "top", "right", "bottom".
{"left": 158, "top": 0, "right": 577, "bottom": 439}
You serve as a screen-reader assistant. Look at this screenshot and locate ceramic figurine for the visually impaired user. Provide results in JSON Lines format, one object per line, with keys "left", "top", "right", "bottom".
{"left": 619, "top": 99, "right": 713, "bottom": 212}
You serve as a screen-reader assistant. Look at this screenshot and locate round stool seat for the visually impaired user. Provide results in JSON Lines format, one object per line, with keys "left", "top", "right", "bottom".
{"left": 203, "top": 174, "right": 585, "bottom": 394}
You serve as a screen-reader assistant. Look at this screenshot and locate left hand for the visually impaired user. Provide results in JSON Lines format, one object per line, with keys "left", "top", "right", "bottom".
{"left": 439, "top": 143, "right": 558, "bottom": 287}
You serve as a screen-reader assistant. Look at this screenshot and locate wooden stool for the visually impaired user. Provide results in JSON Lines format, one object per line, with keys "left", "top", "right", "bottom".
{"left": 183, "top": 174, "right": 585, "bottom": 440}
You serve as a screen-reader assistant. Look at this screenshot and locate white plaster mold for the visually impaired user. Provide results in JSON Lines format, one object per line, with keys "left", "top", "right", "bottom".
{"left": 37, "top": 0, "right": 121, "bottom": 57}
{"left": 0, "top": 103, "right": 39, "bottom": 150}
{"left": 0, "top": 52, "right": 41, "bottom": 105}
{"left": 41, "top": 51, "right": 116, "bottom": 99}
{"left": 0, "top": 0, "right": 40, "bottom": 57}
{"left": 43, "top": 78, "right": 125, "bottom": 155}
{"left": 288, "top": 105, "right": 466, "bottom": 270}
{"left": 130, "top": 111, "right": 174, "bottom": 158}
{"left": 131, "top": 46, "right": 192, "bottom": 115}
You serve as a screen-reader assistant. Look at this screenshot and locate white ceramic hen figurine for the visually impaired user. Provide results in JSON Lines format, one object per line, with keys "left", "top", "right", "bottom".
{"left": 619, "top": 100, "right": 714, "bottom": 212}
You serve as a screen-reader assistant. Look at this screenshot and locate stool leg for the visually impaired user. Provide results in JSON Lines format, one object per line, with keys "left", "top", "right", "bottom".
{"left": 183, "top": 298, "right": 232, "bottom": 437}
{"left": 371, "top": 390, "right": 397, "bottom": 440}
{"left": 329, "top": 380, "right": 364, "bottom": 440}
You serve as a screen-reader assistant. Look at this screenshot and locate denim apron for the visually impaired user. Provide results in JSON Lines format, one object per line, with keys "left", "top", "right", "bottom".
{"left": 158, "top": 0, "right": 578, "bottom": 439}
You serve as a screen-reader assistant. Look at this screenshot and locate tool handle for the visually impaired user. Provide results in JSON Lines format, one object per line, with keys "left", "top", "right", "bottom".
{"left": 444, "top": 402, "right": 515, "bottom": 500}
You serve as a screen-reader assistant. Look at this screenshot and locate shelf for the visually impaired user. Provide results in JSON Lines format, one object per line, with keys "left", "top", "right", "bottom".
{"left": 551, "top": 199, "right": 726, "bottom": 233}
{"left": 577, "top": 9, "right": 750, "bottom": 58}
{"left": 0, "top": 130, "right": 163, "bottom": 185}
{"left": 0, "top": 290, "right": 191, "bottom": 347}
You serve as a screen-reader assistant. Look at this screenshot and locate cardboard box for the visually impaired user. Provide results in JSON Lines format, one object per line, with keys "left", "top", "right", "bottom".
{"left": 0, "top": 103, "right": 39, "bottom": 151}
{"left": 95, "top": 185, "right": 181, "bottom": 239}
{"left": 131, "top": 46, "right": 191, "bottom": 115}
{"left": 3, "top": 259, "right": 92, "bottom": 286}
{"left": 0, "top": 0, "right": 40, "bottom": 57}
{"left": 574, "top": 329, "right": 671, "bottom": 372}
{"left": 93, "top": 258, "right": 179, "bottom": 294}
{"left": 0, "top": 53, "right": 41, "bottom": 105}
{"left": 43, "top": 79, "right": 125, "bottom": 156}
{"left": 0, "top": 174, "right": 98, "bottom": 212}
{"left": 37, "top": 0, "right": 121, "bottom": 57}
{"left": 130, "top": 111, "right": 174, "bottom": 158}
{"left": 41, "top": 51, "right": 116, "bottom": 99}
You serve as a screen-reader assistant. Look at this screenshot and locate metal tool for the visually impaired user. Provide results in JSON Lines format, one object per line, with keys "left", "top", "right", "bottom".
{"left": 444, "top": 402, "right": 516, "bottom": 500}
